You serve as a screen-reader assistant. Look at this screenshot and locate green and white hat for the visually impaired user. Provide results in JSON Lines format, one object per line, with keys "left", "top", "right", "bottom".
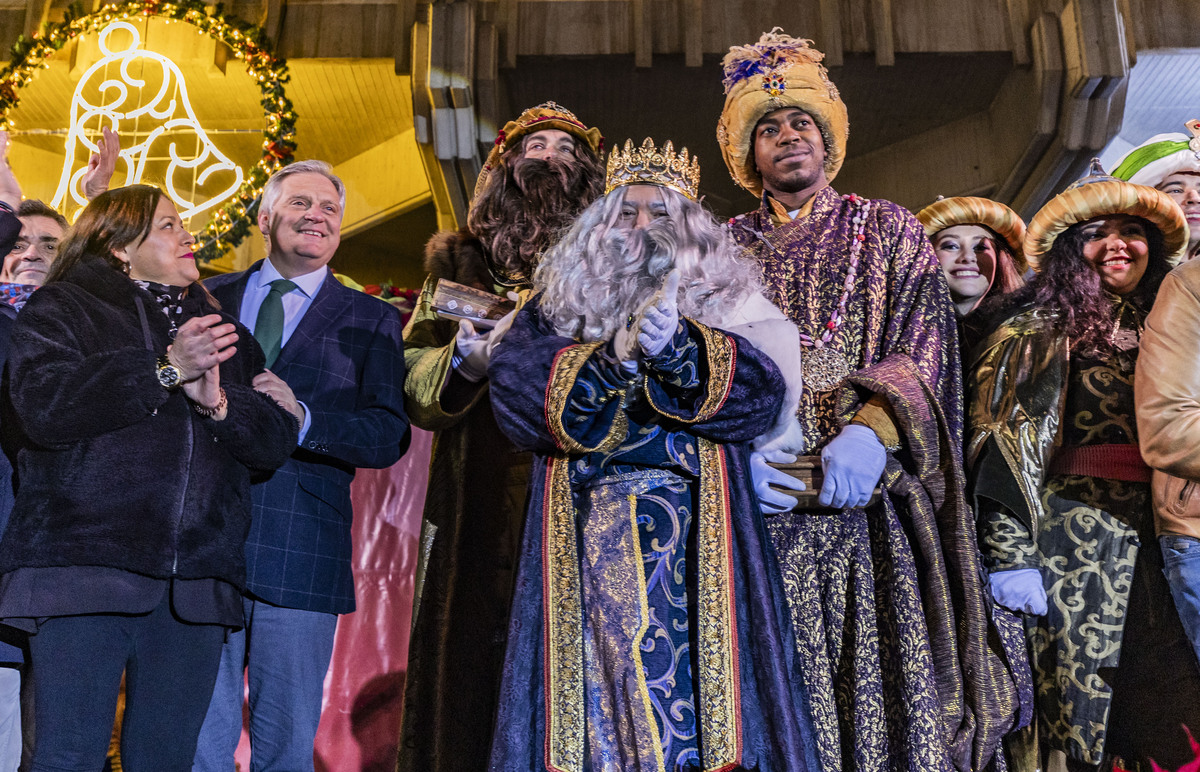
{"left": 1112, "top": 120, "right": 1200, "bottom": 188}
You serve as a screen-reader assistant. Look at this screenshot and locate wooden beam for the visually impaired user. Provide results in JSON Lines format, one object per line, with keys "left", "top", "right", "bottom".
{"left": 499, "top": 0, "right": 518, "bottom": 68}
{"left": 263, "top": 0, "right": 285, "bottom": 48}
{"left": 394, "top": 0, "right": 417, "bottom": 75}
{"left": 22, "top": 0, "right": 48, "bottom": 40}
{"left": 1005, "top": 0, "right": 1030, "bottom": 66}
{"left": 872, "top": 0, "right": 894, "bottom": 66}
{"left": 682, "top": 0, "right": 701, "bottom": 67}
{"left": 818, "top": 0, "right": 843, "bottom": 67}
{"left": 633, "top": 0, "right": 650, "bottom": 69}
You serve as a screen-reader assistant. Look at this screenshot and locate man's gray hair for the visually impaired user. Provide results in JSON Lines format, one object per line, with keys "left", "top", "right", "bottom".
{"left": 259, "top": 160, "right": 346, "bottom": 218}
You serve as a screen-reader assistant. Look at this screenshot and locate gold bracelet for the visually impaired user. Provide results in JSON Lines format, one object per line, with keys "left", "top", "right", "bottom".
{"left": 192, "top": 387, "right": 227, "bottom": 419}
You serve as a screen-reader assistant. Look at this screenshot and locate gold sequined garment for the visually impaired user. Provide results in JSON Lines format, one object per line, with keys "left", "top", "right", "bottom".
{"left": 970, "top": 303, "right": 1200, "bottom": 768}
{"left": 730, "top": 187, "right": 1020, "bottom": 772}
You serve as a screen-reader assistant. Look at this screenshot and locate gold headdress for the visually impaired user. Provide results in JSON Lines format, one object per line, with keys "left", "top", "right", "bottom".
{"left": 917, "top": 196, "right": 1028, "bottom": 273}
{"left": 1025, "top": 158, "right": 1189, "bottom": 269}
{"left": 605, "top": 138, "right": 701, "bottom": 201}
{"left": 474, "top": 101, "right": 604, "bottom": 201}
{"left": 717, "top": 29, "right": 848, "bottom": 196}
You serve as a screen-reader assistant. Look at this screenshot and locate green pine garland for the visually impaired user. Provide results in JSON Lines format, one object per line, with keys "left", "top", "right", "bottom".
{"left": 0, "top": 0, "right": 297, "bottom": 262}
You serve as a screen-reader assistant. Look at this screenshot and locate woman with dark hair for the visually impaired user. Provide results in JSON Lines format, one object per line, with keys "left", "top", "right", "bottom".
{"left": 916, "top": 196, "right": 1027, "bottom": 354}
{"left": 965, "top": 163, "right": 1200, "bottom": 770}
{"left": 0, "top": 184, "right": 298, "bottom": 771}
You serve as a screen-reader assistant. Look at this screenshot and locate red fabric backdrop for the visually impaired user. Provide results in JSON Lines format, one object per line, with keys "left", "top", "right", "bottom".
{"left": 232, "top": 428, "right": 432, "bottom": 772}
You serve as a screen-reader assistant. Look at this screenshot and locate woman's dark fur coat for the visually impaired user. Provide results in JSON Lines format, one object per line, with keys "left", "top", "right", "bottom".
{"left": 0, "top": 255, "right": 298, "bottom": 587}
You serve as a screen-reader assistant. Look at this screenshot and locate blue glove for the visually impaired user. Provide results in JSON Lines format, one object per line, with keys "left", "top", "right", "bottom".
{"left": 750, "top": 450, "right": 805, "bottom": 515}
{"left": 819, "top": 424, "right": 886, "bottom": 508}
{"left": 989, "top": 568, "right": 1047, "bottom": 615}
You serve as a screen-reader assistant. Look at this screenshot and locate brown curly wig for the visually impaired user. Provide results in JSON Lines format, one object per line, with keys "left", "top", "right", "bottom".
{"left": 466, "top": 138, "right": 604, "bottom": 285}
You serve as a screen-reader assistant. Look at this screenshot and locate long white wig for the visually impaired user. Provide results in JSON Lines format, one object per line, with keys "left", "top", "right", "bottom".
{"left": 534, "top": 185, "right": 764, "bottom": 342}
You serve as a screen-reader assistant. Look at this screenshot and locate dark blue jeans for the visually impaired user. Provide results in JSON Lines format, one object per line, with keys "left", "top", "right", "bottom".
{"left": 27, "top": 592, "right": 225, "bottom": 772}
{"left": 1161, "top": 534, "right": 1200, "bottom": 668}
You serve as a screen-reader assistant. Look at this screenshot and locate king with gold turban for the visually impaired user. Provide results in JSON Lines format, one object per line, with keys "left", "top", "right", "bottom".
{"left": 719, "top": 29, "right": 1025, "bottom": 772}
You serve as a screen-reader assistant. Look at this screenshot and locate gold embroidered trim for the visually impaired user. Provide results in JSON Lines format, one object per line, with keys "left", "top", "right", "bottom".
{"left": 547, "top": 342, "right": 629, "bottom": 454}
{"left": 697, "top": 439, "right": 741, "bottom": 770}
{"left": 626, "top": 492, "right": 668, "bottom": 772}
{"left": 544, "top": 459, "right": 585, "bottom": 772}
{"left": 643, "top": 321, "right": 736, "bottom": 424}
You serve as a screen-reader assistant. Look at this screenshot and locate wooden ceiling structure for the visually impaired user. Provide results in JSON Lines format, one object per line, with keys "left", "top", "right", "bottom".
{"left": 0, "top": 0, "right": 1193, "bottom": 283}
{"left": 406, "top": 0, "right": 1200, "bottom": 223}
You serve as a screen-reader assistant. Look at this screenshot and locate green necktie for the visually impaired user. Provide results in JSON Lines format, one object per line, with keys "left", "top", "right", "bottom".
{"left": 254, "top": 278, "right": 298, "bottom": 368}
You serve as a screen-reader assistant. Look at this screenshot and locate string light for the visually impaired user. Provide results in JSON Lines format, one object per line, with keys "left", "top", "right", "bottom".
{"left": 0, "top": 0, "right": 297, "bottom": 262}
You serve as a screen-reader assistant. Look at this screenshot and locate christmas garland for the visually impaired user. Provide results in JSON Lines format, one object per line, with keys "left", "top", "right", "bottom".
{"left": 0, "top": 0, "right": 296, "bottom": 262}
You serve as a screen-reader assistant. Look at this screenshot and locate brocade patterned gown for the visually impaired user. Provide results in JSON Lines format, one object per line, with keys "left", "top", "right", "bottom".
{"left": 729, "top": 187, "right": 1022, "bottom": 772}
{"left": 973, "top": 302, "right": 1200, "bottom": 769}
{"left": 486, "top": 296, "right": 821, "bottom": 772}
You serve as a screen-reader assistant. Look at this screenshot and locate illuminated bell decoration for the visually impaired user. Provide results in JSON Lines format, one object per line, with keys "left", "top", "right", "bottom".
{"left": 51, "top": 21, "right": 244, "bottom": 220}
{"left": 0, "top": 0, "right": 298, "bottom": 262}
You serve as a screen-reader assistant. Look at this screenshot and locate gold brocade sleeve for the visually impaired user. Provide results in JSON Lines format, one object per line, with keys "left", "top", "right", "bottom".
{"left": 642, "top": 320, "right": 735, "bottom": 425}
{"left": 851, "top": 394, "right": 902, "bottom": 450}
{"left": 402, "top": 275, "right": 489, "bottom": 431}
{"left": 546, "top": 341, "right": 630, "bottom": 455}
{"left": 965, "top": 309, "right": 1069, "bottom": 538}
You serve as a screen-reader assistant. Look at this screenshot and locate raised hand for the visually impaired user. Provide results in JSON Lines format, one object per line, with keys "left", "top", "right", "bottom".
{"left": 0, "top": 131, "right": 23, "bottom": 211}
{"left": 82, "top": 126, "right": 121, "bottom": 201}
{"left": 183, "top": 367, "right": 226, "bottom": 420}
{"left": 638, "top": 269, "right": 681, "bottom": 357}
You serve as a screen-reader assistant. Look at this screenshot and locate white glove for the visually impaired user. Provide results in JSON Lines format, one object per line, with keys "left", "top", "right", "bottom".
{"left": 819, "top": 424, "right": 886, "bottom": 508}
{"left": 450, "top": 294, "right": 519, "bottom": 382}
{"left": 750, "top": 450, "right": 805, "bottom": 515}
{"left": 638, "top": 270, "right": 681, "bottom": 358}
{"left": 450, "top": 320, "right": 492, "bottom": 382}
{"left": 989, "top": 568, "right": 1047, "bottom": 615}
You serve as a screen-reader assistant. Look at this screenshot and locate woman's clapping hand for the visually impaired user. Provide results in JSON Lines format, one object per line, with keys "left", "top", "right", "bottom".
{"left": 168, "top": 314, "right": 239, "bottom": 382}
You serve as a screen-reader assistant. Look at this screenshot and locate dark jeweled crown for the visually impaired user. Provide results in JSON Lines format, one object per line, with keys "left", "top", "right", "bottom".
{"left": 605, "top": 138, "right": 701, "bottom": 200}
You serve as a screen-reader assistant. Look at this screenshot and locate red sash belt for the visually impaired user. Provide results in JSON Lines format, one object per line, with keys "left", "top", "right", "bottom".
{"left": 1048, "top": 443, "right": 1151, "bottom": 483}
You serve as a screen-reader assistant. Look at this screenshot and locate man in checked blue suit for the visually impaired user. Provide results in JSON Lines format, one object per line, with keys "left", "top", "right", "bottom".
{"left": 192, "top": 160, "right": 410, "bottom": 771}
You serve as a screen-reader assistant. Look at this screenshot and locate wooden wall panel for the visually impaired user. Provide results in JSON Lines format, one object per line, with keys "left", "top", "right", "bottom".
{"left": 516, "top": 0, "right": 630, "bottom": 56}
{"left": 892, "top": 0, "right": 1009, "bottom": 51}
{"left": 698, "top": 1, "right": 819, "bottom": 54}
{"left": 278, "top": 2, "right": 396, "bottom": 58}
{"left": 1127, "top": 0, "right": 1200, "bottom": 49}
{"left": 842, "top": 0, "right": 873, "bottom": 53}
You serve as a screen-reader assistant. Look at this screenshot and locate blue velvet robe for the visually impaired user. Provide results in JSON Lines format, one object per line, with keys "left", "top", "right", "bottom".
{"left": 486, "top": 297, "right": 820, "bottom": 772}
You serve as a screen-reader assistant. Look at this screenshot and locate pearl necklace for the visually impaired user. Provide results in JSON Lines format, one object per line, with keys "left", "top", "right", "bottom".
{"left": 733, "top": 192, "right": 872, "bottom": 391}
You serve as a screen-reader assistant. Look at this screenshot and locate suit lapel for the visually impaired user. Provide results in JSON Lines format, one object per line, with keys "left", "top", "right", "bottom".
{"left": 274, "top": 269, "right": 350, "bottom": 369}
{"left": 209, "top": 260, "right": 259, "bottom": 320}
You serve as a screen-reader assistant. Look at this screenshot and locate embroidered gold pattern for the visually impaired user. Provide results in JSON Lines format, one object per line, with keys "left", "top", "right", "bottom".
{"left": 547, "top": 342, "right": 629, "bottom": 455}
{"left": 643, "top": 321, "right": 735, "bottom": 424}
{"left": 544, "top": 459, "right": 585, "bottom": 772}
{"left": 696, "top": 439, "right": 740, "bottom": 770}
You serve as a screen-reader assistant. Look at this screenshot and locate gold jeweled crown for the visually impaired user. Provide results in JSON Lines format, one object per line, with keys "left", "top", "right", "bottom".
{"left": 605, "top": 138, "right": 701, "bottom": 200}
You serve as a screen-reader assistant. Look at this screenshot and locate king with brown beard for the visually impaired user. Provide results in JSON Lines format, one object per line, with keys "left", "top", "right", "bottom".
{"left": 397, "top": 102, "right": 603, "bottom": 772}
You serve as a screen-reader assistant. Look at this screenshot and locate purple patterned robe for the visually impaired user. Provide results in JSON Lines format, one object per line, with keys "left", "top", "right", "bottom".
{"left": 486, "top": 297, "right": 821, "bottom": 772}
{"left": 729, "top": 187, "right": 1022, "bottom": 772}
